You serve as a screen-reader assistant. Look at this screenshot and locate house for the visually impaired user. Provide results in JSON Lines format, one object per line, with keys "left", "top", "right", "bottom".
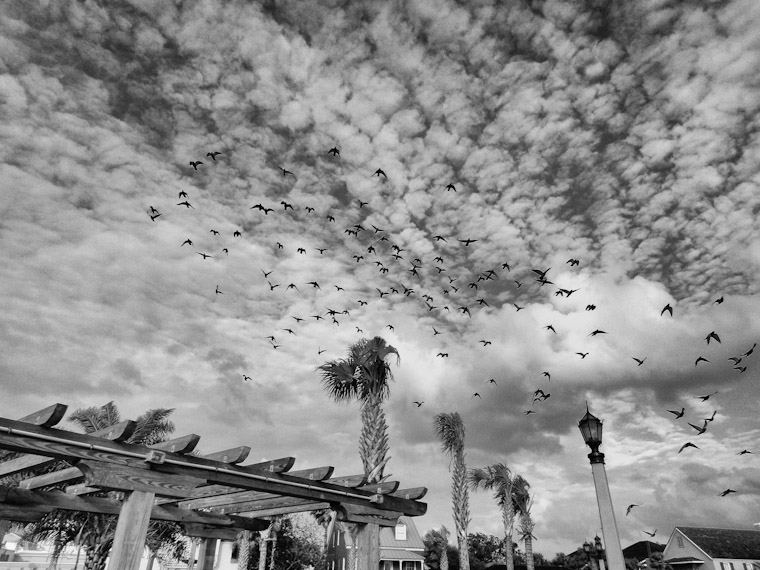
{"left": 663, "top": 526, "right": 760, "bottom": 570}
{"left": 623, "top": 541, "right": 665, "bottom": 563}
{"left": 325, "top": 516, "right": 426, "bottom": 570}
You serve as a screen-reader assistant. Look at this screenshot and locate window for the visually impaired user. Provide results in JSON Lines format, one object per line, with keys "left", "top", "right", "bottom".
{"left": 720, "top": 563, "right": 735, "bottom": 570}
{"left": 677, "top": 536, "right": 684, "bottom": 548}
{"left": 743, "top": 564, "right": 753, "bottom": 570}
{"left": 395, "top": 523, "right": 407, "bottom": 541}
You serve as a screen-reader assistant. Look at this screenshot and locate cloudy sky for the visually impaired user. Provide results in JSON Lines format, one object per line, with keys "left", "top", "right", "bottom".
{"left": 2, "top": 0, "right": 760, "bottom": 559}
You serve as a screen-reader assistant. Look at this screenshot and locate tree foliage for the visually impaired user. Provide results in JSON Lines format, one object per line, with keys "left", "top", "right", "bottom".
{"left": 242, "top": 516, "right": 324, "bottom": 570}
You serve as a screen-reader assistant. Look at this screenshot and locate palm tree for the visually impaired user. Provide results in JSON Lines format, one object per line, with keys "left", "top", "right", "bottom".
{"left": 238, "top": 530, "right": 253, "bottom": 570}
{"left": 21, "top": 402, "right": 184, "bottom": 570}
{"left": 318, "top": 336, "right": 399, "bottom": 483}
{"left": 440, "top": 526, "right": 450, "bottom": 570}
{"left": 512, "top": 476, "right": 535, "bottom": 570}
{"left": 468, "top": 463, "right": 517, "bottom": 570}
{"left": 433, "top": 412, "right": 470, "bottom": 570}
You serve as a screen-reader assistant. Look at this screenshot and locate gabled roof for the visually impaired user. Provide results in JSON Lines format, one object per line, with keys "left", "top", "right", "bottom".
{"left": 676, "top": 527, "right": 760, "bottom": 560}
{"left": 379, "top": 516, "right": 425, "bottom": 550}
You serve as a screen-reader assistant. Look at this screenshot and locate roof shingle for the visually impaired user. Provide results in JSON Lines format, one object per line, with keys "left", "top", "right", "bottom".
{"left": 678, "top": 527, "right": 760, "bottom": 560}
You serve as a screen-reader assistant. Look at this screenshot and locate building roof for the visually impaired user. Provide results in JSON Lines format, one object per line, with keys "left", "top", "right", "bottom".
{"left": 623, "top": 541, "right": 666, "bottom": 561}
{"left": 379, "top": 516, "right": 425, "bottom": 550}
{"left": 677, "top": 527, "right": 760, "bottom": 560}
{"left": 380, "top": 549, "right": 426, "bottom": 561}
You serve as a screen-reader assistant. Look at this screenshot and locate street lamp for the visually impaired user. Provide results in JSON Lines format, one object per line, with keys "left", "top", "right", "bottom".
{"left": 578, "top": 406, "right": 625, "bottom": 570}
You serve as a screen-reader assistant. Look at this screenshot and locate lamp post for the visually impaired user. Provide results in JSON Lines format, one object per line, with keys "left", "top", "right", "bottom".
{"left": 578, "top": 406, "right": 626, "bottom": 570}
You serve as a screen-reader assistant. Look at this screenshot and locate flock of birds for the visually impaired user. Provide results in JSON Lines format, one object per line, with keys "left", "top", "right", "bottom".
{"left": 145, "top": 146, "right": 755, "bottom": 505}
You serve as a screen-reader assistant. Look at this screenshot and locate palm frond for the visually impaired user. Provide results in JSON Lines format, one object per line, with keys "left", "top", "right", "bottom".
{"left": 68, "top": 403, "right": 117, "bottom": 433}
{"left": 128, "top": 408, "right": 176, "bottom": 445}
{"left": 433, "top": 412, "right": 465, "bottom": 457}
{"left": 318, "top": 360, "right": 361, "bottom": 402}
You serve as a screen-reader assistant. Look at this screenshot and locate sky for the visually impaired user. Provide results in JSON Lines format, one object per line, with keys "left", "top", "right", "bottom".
{"left": 1, "top": 0, "right": 760, "bottom": 560}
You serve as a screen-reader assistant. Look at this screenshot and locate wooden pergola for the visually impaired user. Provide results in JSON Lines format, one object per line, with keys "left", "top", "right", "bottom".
{"left": 0, "top": 404, "right": 427, "bottom": 570}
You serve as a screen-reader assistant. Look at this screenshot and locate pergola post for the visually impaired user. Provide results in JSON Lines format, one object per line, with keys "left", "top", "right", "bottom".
{"left": 106, "top": 490, "right": 155, "bottom": 570}
{"left": 355, "top": 523, "right": 380, "bottom": 570}
{"left": 196, "top": 537, "right": 218, "bottom": 570}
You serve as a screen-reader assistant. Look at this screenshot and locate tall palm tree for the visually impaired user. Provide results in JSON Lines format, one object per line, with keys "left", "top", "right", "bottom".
{"left": 433, "top": 412, "right": 470, "bottom": 570}
{"left": 22, "top": 402, "right": 184, "bottom": 570}
{"left": 238, "top": 530, "right": 253, "bottom": 570}
{"left": 318, "top": 336, "right": 399, "bottom": 484}
{"left": 512, "top": 476, "right": 535, "bottom": 570}
{"left": 468, "top": 463, "right": 517, "bottom": 570}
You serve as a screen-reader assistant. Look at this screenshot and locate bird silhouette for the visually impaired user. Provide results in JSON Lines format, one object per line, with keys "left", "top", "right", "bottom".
{"left": 327, "top": 147, "right": 340, "bottom": 156}
{"left": 545, "top": 325, "right": 557, "bottom": 334}
{"left": 177, "top": 201, "right": 194, "bottom": 208}
{"left": 243, "top": 374, "right": 252, "bottom": 382}
{"left": 307, "top": 281, "right": 321, "bottom": 289}
{"left": 207, "top": 151, "right": 222, "bottom": 160}
{"left": 445, "top": 183, "right": 456, "bottom": 192}
{"left": 357, "top": 200, "right": 368, "bottom": 208}
{"left": 412, "top": 401, "right": 424, "bottom": 407}
{"left": 181, "top": 239, "right": 193, "bottom": 246}
{"left": 488, "top": 379, "right": 497, "bottom": 385}
{"left": 668, "top": 407, "right": 685, "bottom": 419}
{"left": 458, "top": 238, "right": 478, "bottom": 246}
{"left": 233, "top": 230, "right": 241, "bottom": 237}
{"left": 696, "top": 391, "right": 718, "bottom": 401}
{"left": 513, "top": 303, "right": 525, "bottom": 311}
{"left": 268, "top": 281, "right": 280, "bottom": 291}
{"left": 373, "top": 168, "right": 387, "bottom": 178}
{"left": 566, "top": 258, "right": 580, "bottom": 266}
{"left": 479, "top": 340, "right": 492, "bottom": 346}
{"left": 688, "top": 420, "right": 708, "bottom": 435}
{"left": 678, "top": 442, "right": 699, "bottom": 454}
{"left": 632, "top": 357, "right": 647, "bottom": 366}
{"left": 713, "top": 296, "right": 724, "bottom": 304}
{"left": 279, "top": 166, "right": 295, "bottom": 176}
{"left": 215, "top": 285, "right": 223, "bottom": 295}
{"left": 643, "top": 530, "right": 657, "bottom": 538}
{"left": 661, "top": 303, "right": 673, "bottom": 316}
{"left": 437, "top": 353, "right": 449, "bottom": 357}
{"left": 189, "top": 161, "right": 203, "bottom": 169}
{"left": 281, "top": 201, "right": 293, "bottom": 210}
{"left": 705, "top": 331, "right": 721, "bottom": 344}
{"left": 472, "top": 393, "right": 481, "bottom": 398}
{"left": 703, "top": 410, "right": 717, "bottom": 422}
{"left": 433, "top": 328, "right": 441, "bottom": 335}
{"left": 196, "top": 252, "right": 212, "bottom": 260}
{"left": 694, "top": 356, "right": 710, "bottom": 366}
{"left": 718, "top": 489, "right": 736, "bottom": 497}
{"left": 743, "top": 342, "right": 756, "bottom": 356}
{"left": 149, "top": 212, "right": 162, "bottom": 221}
{"left": 434, "top": 235, "right": 447, "bottom": 242}
{"left": 586, "top": 304, "right": 596, "bottom": 311}
{"left": 589, "top": 329, "right": 607, "bottom": 336}
{"left": 576, "top": 352, "right": 589, "bottom": 359}
{"left": 524, "top": 410, "right": 537, "bottom": 415}
{"left": 262, "top": 269, "right": 273, "bottom": 278}
{"left": 626, "top": 504, "right": 640, "bottom": 516}
{"left": 210, "top": 229, "right": 219, "bottom": 235}
{"left": 737, "top": 450, "right": 752, "bottom": 455}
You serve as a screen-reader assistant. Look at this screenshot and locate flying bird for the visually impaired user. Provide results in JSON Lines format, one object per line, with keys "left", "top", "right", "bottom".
{"left": 513, "top": 303, "right": 525, "bottom": 311}
{"left": 206, "top": 151, "right": 222, "bottom": 160}
{"left": 215, "top": 285, "right": 223, "bottom": 295}
{"left": 705, "top": 331, "right": 721, "bottom": 344}
{"left": 210, "top": 229, "right": 219, "bottom": 235}
{"left": 458, "top": 238, "right": 478, "bottom": 246}
{"left": 279, "top": 166, "right": 295, "bottom": 176}
{"left": 433, "top": 328, "right": 441, "bottom": 336}
{"left": 632, "top": 357, "right": 647, "bottom": 366}
{"left": 327, "top": 147, "right": 340, "bottom": 156}
{"left": 743, "top": 342, "right": 756, "bottom": 357}
{"left": 696, "top": 391, "right": 718, "bottom": 401}
{"left": 181, "top": 239, "right": 193, "bottom": 247}
{"left": 694, "top": 356, "right": 710, "bottom": 366}
{"left": 373, "top": 168, "right": 387, "bottom": 178}
{"left": 643, "top": 530, "right": 657, "bottom": 538}
{"left": 545, "top": 325, "right": 557, "bottom": 334}
{"left": 661, "top": 303, "right": 673, "bottom": 316}
{"left": 541, "top": 372, "right": 551, "bottom": 380}
{"left": 625, "top": 504, "right": 640, "bottom": 516}
{"left": 524, "top": 410, "right": 537, "bottom": 415}
{"left": 718, "top": 489, "right": 736, "bottom": 497}
{"left": 412, "top": 401, "right": 424, "bottom": 407}
{"left": 445, "top": 183, "right": 456, "bottom": 192}
{"left": 196, "top": 252, "right": 212, "bottom": 260}
{"left": 488, "top": 379, "right": 497, "bottom": 385}
{"left": 713, "top": 296, "right": 724, "bottom": 304}
{"left": 688, "top": 420, "right": 708, "bottom": 435}
{"left": 737, "top": 450, "right": 753, "bottom": 455}
{"left": 472, "top": 393, "right": 481, "bottom": 398}
{"left": 437, "top": 353, "right": 449, "bottom": 357}
{"left": 566, "top": 258, "right": 580, "bottom": 266}
{"left": 479, "top": 340, "right": 492, "bottom": 346}
{"left": 589, "top": 329, "right": 607, "bottom": 336}
{"left": 576, "top": 352, "right": 589, "bottom": 359}
{"left": 243, "top": 375, "right": 252, "bottom": 382}
{"left": 668, "top": 407, "right": 685, "bottom": 419}
{"left": 177, "top": 201, "right": 194, "bottom": 208}
{"left": 189, "top": 161, "right": 203, "bottom": 169}
{"left": 678, "top": 442, "right": 699, "bottom": 454}
{"left": 586, "top": 304, "right": 596, "bottom": 311}
{"left": 703, "top": 410, "right": 717, "bottom": 422}
{"left": 149, "top": 212, "right": 162, "bottom": 221}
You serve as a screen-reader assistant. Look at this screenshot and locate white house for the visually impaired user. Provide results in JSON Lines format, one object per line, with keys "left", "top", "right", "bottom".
{"left": 663, "top": 526, "right": 760, "bottom": 570}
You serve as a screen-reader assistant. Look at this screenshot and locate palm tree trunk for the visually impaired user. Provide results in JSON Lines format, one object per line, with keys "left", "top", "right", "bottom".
{"left": 440, "top": 527, "right": 449, "bottom": 570}
{"left": 360, "top": 393, "right": 390, "bottom": 483}
{"left": 524, "top": 534, "right": 535, "bottom": 570}
{"left": 452, "top": 451, "right": 470, "bottom": 570}
{"left": 238, "top": 531, "right": 251, "bottom": 570}
{"left": 258, "top": 529, "right": 270, "bottom": 570}
{"left": 269, "top": 526, "right": 278, "bottom": 570}
{"left": 147, "top": 553, "right": 156, "bottom": 570}
{"left": 503, "top": 508, "right": 515, "bottom": 570}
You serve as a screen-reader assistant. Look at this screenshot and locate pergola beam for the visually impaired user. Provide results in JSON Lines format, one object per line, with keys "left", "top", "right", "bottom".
{"left": 0, "top": 486, "right": 268, "bottom": 530}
